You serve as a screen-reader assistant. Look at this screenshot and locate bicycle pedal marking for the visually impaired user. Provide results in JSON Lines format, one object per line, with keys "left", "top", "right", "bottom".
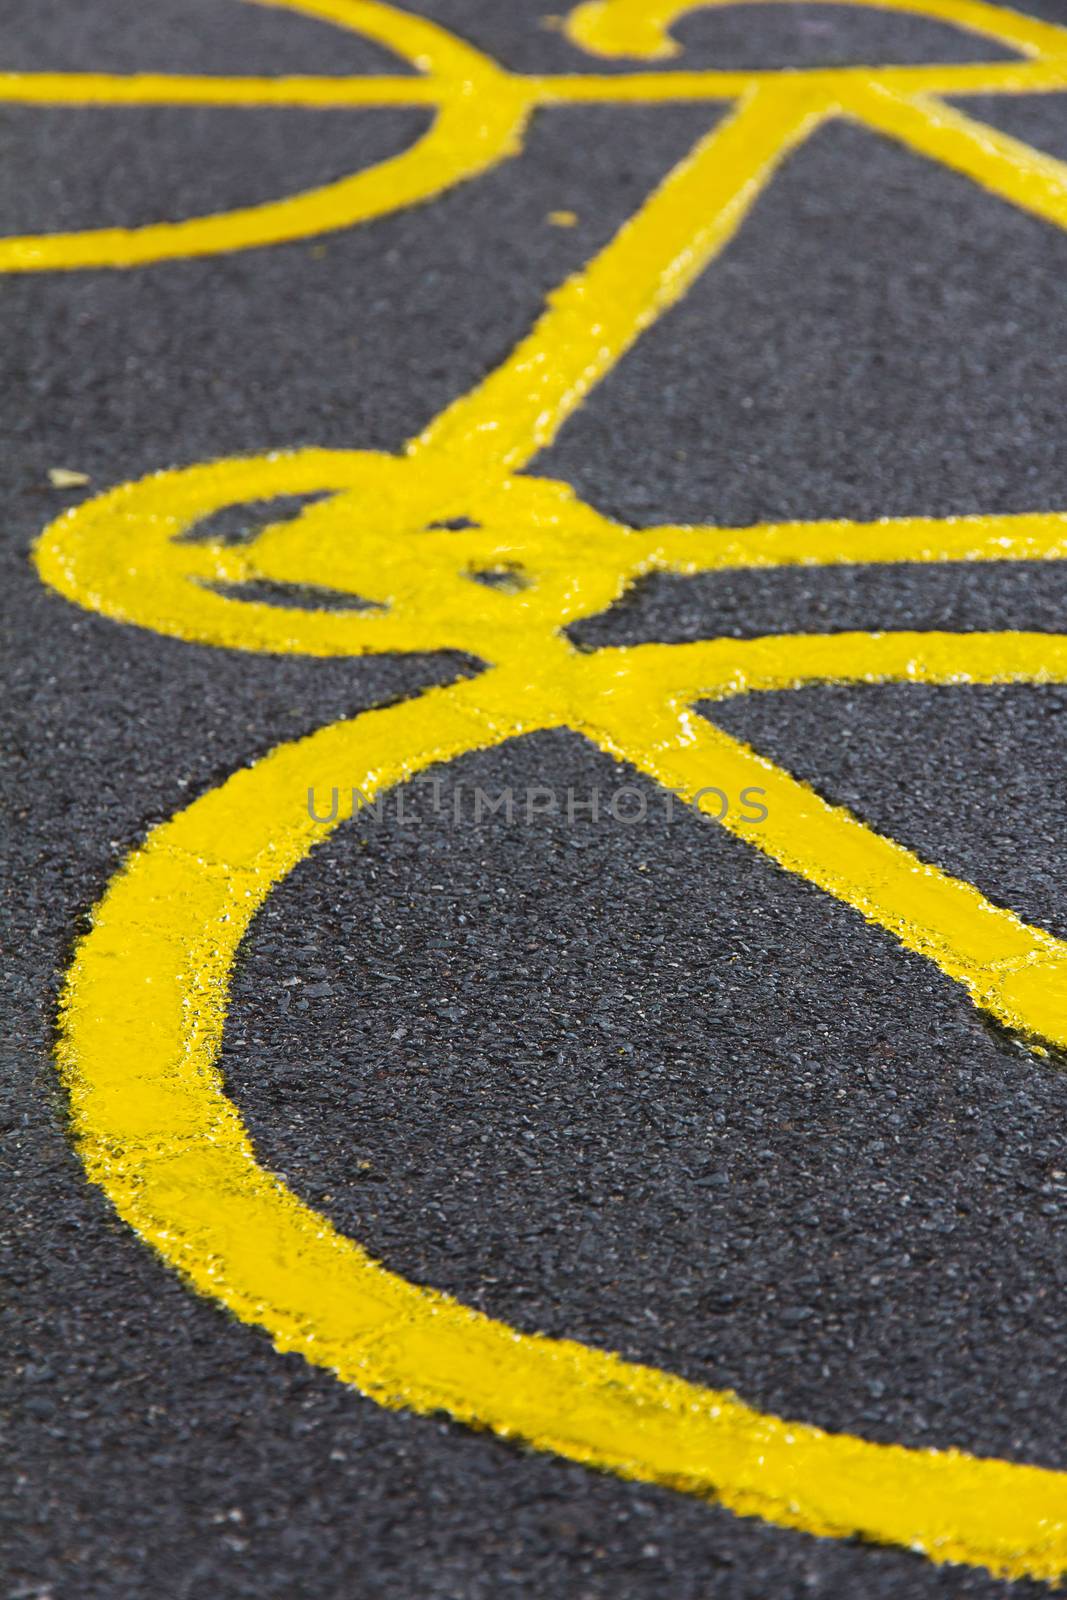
{"left": 27, "top": 0, "right": 1067, "bottom": 1578}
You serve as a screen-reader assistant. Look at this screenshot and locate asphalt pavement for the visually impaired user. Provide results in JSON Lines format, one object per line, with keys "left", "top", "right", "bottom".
{"left": 4, "top": 1, "right": 1067, "bottom": 1596}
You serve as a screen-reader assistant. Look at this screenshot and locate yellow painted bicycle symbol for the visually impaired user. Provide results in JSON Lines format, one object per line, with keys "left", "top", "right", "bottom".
{"left": 25, "top": 0, "right": 1067, "bottom": 1580}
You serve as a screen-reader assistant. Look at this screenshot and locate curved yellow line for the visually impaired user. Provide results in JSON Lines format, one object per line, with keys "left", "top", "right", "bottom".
{"left": 564, "top": 0, "right": 1067, "bottom": 62}
{"left": 7, "top": 0, "right": 1067, "bottom": 272}
{"left": 0, "top": 0, "right": 528, "bottom": 270}
{"left": 59, "top": 672, "right": 1067, "bottom": 1583}
{"left": 32, "top": 450, "right": 461, "bottom": 653}
{"left": 31, "top": 0, "right": 1067, "bottom": 1575}
{"left": 31, "top": 450, "right": 633, "bottom": 657}
{"left": 243, "top": 0, "right": 502, "bottom": 78}
{"left": 36, "top": 449, "right": 1067, "bottom": 661}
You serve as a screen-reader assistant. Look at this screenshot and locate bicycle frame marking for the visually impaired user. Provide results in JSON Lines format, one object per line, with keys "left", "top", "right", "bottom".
{"left": 28, "top": 0, "right": 1067, "bottom": 1579}
{"left": 4, "top": 0, "right": 1067, "bottom": 267}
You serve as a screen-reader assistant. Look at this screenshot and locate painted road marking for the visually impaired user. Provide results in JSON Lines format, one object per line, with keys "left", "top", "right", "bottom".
{"left": 25, "top": 0, "right": 1067, "bottom": 1579}
{"left": 4, "top": 0, "right": 1067, "bottom": 267}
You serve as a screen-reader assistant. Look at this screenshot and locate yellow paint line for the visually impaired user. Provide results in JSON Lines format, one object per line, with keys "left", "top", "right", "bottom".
{"left": 0, "top": 86, "right": 528, "bottom": 271}
{"left": 583, "top": 657, "right": 1067, "bottom": 1053}
{"left": 638, "top": 509, "right": 1067, "bottom": 571}
{"left": 528, "top": 59, "right": 1067, "bottom": 100}
{"left": 564, "top": 0, "right": 1067, "bottom": 62}
{"left": 58, "top": 677, "right": 1067, "bottom": 1584}
{"left": 0, "top": 0, "right": 527, "bottom": 270}
{"left": 0, "top": 72, "right": 442, "bottom": 107}
{"left": 846, "top": 83, "right": 1067, "bottom": 230}
{"left": 412, "top": 82, "right": 828, "bottom": 475}
{"left": 28, "top": 0, "right": 1067, "bottom": 1577}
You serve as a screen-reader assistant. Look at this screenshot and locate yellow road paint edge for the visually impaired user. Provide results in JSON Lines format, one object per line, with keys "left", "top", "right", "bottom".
{"left": 29, "top": 0, "right": 1067, "bottom": 1578}
{"left": 0, "top": 0, "right": 529, "bottom": 270}
{"left": 5, "top": 0, "right": 1067, "bottom": 268}
{"left": 565, "top": 0, "right": 1067, "bottom": 61}
{"left": 59, "top": 677, "right": 1067, "bottom": 1583}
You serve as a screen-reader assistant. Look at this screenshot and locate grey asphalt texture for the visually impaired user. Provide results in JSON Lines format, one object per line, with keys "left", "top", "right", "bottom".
{"left": 3, "top": 1, "right": 1067, "bottom": 1596}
